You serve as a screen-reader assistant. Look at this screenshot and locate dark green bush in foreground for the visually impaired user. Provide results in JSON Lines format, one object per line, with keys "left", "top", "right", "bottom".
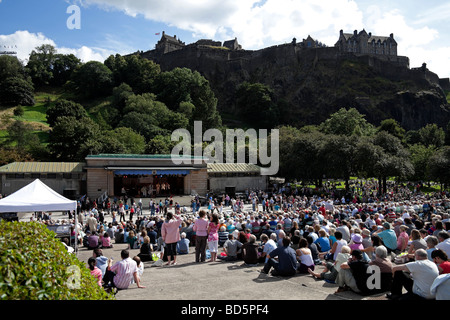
{"left": 0, "top": 221, "right": 114, "bottom": 300}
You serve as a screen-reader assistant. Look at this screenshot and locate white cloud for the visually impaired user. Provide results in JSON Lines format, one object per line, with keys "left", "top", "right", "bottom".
{"left": 364, "top": 8, "right": 450, "bottom": 77}
{"left": 80, "top": 0, "right": 449, "bottom": 78}
{"left": 0, "top": 30, "right": 113, "bottom": 64}
{"left": 83, "top": 0, "right": 364, "bottom": 48}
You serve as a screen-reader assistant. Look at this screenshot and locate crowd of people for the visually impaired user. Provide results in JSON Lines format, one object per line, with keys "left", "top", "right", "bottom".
{"left": 28, "top": 181, "right": 450, "bottom": 299}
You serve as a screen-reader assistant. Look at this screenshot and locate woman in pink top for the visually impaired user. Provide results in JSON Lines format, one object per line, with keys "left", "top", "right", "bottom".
{"left": 193, "top": 210, "right": 209, "bottom": 262}
{"left": 161, "top": 212, "right": 182, "bottom": 266}
{"left": 207, "top": 213, "right": 220, "bottom": 262}
{"left": 397, "top": 225, "right": 409, "bottom": 252}
{"left": 88, "top": 257, "right": 103, "bottom": 286}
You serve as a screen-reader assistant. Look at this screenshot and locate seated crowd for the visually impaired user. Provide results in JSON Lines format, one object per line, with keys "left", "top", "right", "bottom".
{"left": 33, "top": 185, "right": 450, "bottom": 298}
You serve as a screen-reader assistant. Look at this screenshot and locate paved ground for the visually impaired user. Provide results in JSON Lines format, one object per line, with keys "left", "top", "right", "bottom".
{"left": 19, "top": 195, "right": 389, "bottom": 303}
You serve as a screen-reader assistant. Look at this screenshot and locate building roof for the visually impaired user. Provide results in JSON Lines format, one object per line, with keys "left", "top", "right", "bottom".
{"left": 0, "top": 162, "right": 85, "bottom": 173}
{"left": 86, "top": 154, "right": 206, "bottom": 160}
{"left": 207, "top": 163, "right": 261, "bottom": 173}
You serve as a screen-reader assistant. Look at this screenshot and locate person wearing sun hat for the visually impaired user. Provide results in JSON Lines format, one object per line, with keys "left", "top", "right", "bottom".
{"left": 375, "top": 221, "right": 398, "bottom": 253}
{"left": 350, "top": 233, "right": 364, "bottom": 252}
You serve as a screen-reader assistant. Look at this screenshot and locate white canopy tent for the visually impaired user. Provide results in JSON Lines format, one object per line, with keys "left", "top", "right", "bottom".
{"left": 0, "top": 179, "right": 79, "bottom": 252}
{"left": 0, "top": 179, "right": 77, "bottom": 213}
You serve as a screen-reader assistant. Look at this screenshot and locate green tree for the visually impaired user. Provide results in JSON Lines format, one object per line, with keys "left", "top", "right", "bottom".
{"left": 51, "top": 53, "right": 81, "bottom": 86}
{"left": 119, "top": 93, "right": 188, "bottom": 140}
{"left": 147, "top": 135, "right": 176, "bottom": 154}
{"left": 105, "top": 54, "right": 160, "bottom": 93}
{"left": 68, "top": 61, "right": 113, "bottom": 98}
{"left": 108, "top": 127, "right": 146, "bottom": 154}
{"left": 377, "top": 118, "right": 405, "bottom": 142}
{"left": 353, "top": 136, "right": 384, "bottom": 179}
{"left": 418, "top": 123, "right": 445, "bottom": 148}
{"left": 0, "top": 76, "right": 35, "bottom": 106}
{"left": 372, "top": 131, "right": 414, "bottom": 193}
{"left": 408, "top": 143, "right": 435, "bottom": 181}
{"left": 320, "top": 107, "right": 375, "bottom": 136}
{"left": 427, "top": 146, "right": 450, "bottom": 189}
{"left": 46, "top": 99, "right": 87, "bottom": 127}
{"left": 153, "top": 67, "right": 221, "bottom": 131}
{"left": 0, "top": 55, "right": 26, "bottom": 79}
{"left": 48, "top": 116, "right": 103, "bottom": 161}
{"left": 25, "top": 44, "right": 57, "bottom": 86}
{"left": 320, "top": 134, "right": 357, "bottom": 190}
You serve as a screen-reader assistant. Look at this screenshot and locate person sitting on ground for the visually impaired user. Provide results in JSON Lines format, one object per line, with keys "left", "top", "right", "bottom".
{"left": 218, "top": 233, "right": 243, "bottom": 262}
{"left": 92, "top": 248, "right": 109, "bottom": 279}
{"left": 177, "top": 232, "right": 190, "bottom": 255}
{"left": 290, "top": 229, "right": 301, "bottom": 250}
{"left": 114, "top": 227, "right": 124, "bottom": 243}
{"left": 103, "top": 249, "right": 145, "bottom": 290}
{"left": 387, "top": 248, "right": 439, "bottom": 300}
{"left": 306, "top": 235, "right": 321, "bottom": 265}
{"left": 131, "top": 256, "right": 144, "bottom": 285}
{"left": 436, "top": 231, "right": 450, "bottom": 258}
{"left": 137, "top": 236, "right": 153, "bottom": 262}
{"left": 260, "top": 233, "right": 277, "bottom": 264}
{"left": 431, "top": 249, "right": 450, "bottom": 274}
{"left": 368, "top": 245, "right": 393, "bottom": 293}
{"left": 87, "top": 231, "right": 100, "bottom": 250}
{"left": 335, "top": 249, "right": 371, "bottom": 295}
{"left": 126, "top": 230, "right": 138, "bottom": 250}
{"left": 407, "top": 229, "right": 427, "bottom": 260}
{"left": 88, "top": 257, "right": 103, "bottom": 287}
{"left": 102, "top": 232, "right": 113, "bottom": 248}
{"left": 218, "top": 226, "right": 229, "bottom": 247}
{"left": 396, "top": 225, "right": 409, "bottom": 252}
{"left": 296, "top": 238, "right": 315, "bottom": 274}
{"left": 314, "top": 229, "right": 331, "bottom": 253}
{"left": 320, "top": 230, "right": 348, "bottom": 262}
{"left": 426, "top": 236, "right": 439, "bottom": 261}
{"left": 349, "top": 233, "right": 364, "bottom": 253}
{"left": 308, "top": 245, "right": 351, "bottom": 284}
{"left": 261, "top": 236, "right": 298, "bottom": 277}
{"left": 375, "top": 222, "right": 398, "bottom": 254}
{"left": 242, "top": 234, "right": 260, "bottom": 266}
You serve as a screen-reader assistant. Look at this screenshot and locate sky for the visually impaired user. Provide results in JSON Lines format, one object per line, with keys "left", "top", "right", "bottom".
{"left": 0, "top": 0, "right": 449, "bottom": 78}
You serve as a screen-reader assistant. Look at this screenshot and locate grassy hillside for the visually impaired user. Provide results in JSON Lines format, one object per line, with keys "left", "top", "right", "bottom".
{"left": 0, "top": 87, "right": 113, "bottom": 148}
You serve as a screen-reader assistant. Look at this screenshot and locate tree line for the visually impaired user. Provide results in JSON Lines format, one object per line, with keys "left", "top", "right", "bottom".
{"left": 277, "top": 108, "right": 450, "bottom": 192}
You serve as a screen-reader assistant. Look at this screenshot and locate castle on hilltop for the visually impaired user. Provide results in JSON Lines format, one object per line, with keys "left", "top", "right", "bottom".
{"left": 142, "top": 29, "right": 402, "bottom": 63}
{"left": 335, "top": 29, "right": 398, "bottom": 56}
{"left": 154, "top": 31, "right": 243, "bottom": 55}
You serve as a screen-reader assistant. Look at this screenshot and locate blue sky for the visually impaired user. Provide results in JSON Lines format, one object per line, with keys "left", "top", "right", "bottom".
{"left": 0, "top": 0, "right": 449, "bottom": 78}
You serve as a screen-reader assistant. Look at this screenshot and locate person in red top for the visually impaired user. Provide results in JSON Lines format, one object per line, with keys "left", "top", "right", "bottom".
{"left": 432, "top": 249, "right": 450, "bottom": 274}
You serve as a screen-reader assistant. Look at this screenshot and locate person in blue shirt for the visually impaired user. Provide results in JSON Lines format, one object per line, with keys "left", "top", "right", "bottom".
{"left": 176, "top": 232, "right": 190, "bottom": 254}
{"left": 375, "top": 222, "right": 398, "bottom": 253}
{"left": 315, "top": 229, "right": 332, "bottom": 252}
{"left": 261, "top": 236, "right": 298, "bottom": 276}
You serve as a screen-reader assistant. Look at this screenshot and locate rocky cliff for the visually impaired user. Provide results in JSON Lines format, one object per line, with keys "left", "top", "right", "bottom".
{"left": 139, "top": 44, "right": 450, "bottom": 130}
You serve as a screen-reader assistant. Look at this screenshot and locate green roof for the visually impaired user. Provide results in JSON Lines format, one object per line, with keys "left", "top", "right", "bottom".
{"left": 0, "top": 162, "right": 85, "bottom": 173}
{"left": 86, "top": 154, "right": 206, "bottom": 159}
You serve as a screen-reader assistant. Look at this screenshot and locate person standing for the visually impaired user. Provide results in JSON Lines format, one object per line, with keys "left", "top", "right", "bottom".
{"left": 193, "top": 210, "right": 209, "bottom": 262}
{"left": 207, "top": 213, "right": 220, "bottom": 262}
{"left": 161, "top": 212, "right": 182, "bottom": 266}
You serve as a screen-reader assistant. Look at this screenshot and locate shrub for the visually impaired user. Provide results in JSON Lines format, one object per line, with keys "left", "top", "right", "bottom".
{"left": 0, "top": 221, "right": 114, "bottom": 300}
